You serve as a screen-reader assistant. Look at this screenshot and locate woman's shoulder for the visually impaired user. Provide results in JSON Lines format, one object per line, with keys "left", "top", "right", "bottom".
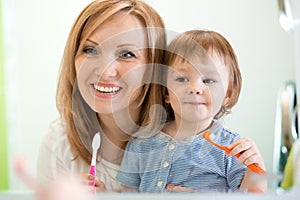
{"left": 41, "top": 118, "right": 70, "bottom": 152}
{"left": 48, "top": 117, "right": 66, "bottom": 134}
{"left": 37, "top": 118, "right": 87, "bottom": 181}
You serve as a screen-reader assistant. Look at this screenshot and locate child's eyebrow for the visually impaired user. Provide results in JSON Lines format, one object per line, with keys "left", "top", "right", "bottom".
{"left": 170, "top": 64, "right": 221, "bottom": 78}
{"left": 169, "top": 66, "right": 189, "bottom": 75}
{"left": 169, "top": 70, "right": 184, "bottom": 76}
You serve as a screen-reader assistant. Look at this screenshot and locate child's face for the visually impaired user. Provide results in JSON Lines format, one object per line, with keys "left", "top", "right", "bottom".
{"left": 75, "top": 11, "right": 147, "bottom": 115}
{"left": 167, "top": 53, "right": 230, "bottom": 123}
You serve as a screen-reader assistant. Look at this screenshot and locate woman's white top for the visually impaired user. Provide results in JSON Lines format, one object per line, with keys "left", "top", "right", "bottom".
{"left": 37, "top": 118, "right": 122, "bottom": 192}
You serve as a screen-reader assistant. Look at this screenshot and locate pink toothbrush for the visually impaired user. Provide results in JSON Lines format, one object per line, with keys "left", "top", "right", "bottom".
{"left": 89, "top": 132, "right": 101, "bottom": 186}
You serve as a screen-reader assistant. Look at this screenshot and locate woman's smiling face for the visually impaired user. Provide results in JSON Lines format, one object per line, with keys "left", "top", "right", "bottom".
{"left": 75, "top": 11, "right": 148, "bottom": 115}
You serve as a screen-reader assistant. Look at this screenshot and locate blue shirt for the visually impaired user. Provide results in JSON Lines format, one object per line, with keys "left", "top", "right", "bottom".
{"left": 116, "top": 121, "right": 246, "bottom": 192}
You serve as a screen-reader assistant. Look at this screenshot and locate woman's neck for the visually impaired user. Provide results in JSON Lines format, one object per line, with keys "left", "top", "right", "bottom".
{"left": 97, "top": 107, "right": 140, "bottom": 164}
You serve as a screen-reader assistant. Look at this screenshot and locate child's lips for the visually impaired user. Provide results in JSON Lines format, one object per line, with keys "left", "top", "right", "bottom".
{"left": 188, "top": 102, "right": 205, "bottom": 106}
{"left": 184, "top": 101, "right": 205, "bottom": 105}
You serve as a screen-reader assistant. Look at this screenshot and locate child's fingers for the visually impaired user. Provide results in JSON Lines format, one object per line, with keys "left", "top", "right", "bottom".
{"left": 166, "top": 184, "right": 196, "bottom": 192}
{"left": 228, "top": 137, "right": 255, "bottom": 149}
{"left": 238, "top": 151, "right": 257, "bottom": 165}
{"left": 237, "top": 148, "right": 255, "bottom": 162}
{"left": 243, "top": 155, "right": 259, "bottom": 166}
{"left": 227, "top": 138, "right": 244, "bottom": 149}
{"left": 227, "top": 138, "right": 266, "bottom": 169}
{"left": 228, "top": 139, "right": 253, "bottom": 156}
{"left": 230, "top": 143, "right": 266, "bottom": 170}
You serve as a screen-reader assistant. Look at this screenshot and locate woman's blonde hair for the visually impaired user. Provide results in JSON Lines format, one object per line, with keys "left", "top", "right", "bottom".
{"left": 56, "top": 0, "right": 166, "bottom": 164}
{"left": 164, "top": 29, "right": 242, "bottom": 120}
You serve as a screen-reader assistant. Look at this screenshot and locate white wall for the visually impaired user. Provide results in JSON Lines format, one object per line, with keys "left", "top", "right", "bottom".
{"left": 2, "top": 0, "right": 295, "bottom": 191}
{"left": 2, "top": 0, "right": 94, "bottom": 191}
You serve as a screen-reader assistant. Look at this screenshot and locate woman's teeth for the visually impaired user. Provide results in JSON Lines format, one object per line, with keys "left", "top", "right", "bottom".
{"left": 93, "top": 84, "right": 121, "bottom": 93}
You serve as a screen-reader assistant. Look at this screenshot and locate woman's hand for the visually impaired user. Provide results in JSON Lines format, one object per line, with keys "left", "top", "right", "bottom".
{"left": 14, "top": 155, "right": 92, "bottom": 199}
{"left": 77, "top": 173, "right": 106, "bottom": 192}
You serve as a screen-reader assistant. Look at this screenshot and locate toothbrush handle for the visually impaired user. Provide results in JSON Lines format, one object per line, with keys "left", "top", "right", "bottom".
{"left": 246, "top": 163, "right": 266, "bottom": 175}
{"left": 89, "top": 165, "right": 96, "bottom": 186}
{"left": 234, "top": 153, "right": 266, "bottom": 174}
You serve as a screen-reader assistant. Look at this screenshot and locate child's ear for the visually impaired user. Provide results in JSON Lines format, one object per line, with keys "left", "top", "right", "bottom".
{"left": 165, "top": 95, "right": 170, "bottom": 104}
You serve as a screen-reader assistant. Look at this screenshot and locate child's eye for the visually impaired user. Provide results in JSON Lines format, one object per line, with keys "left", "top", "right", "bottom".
{"left": 119, "top": 50, "right": 136, "bottom": 59}
{"left": 203, "top": 79, "right": 215, "bottom": 84}
{"left": 175, "top": 77, "right": 188, "bottom": 82}
{"left": 82, "top": 46, "right": 99, "bottom": 55}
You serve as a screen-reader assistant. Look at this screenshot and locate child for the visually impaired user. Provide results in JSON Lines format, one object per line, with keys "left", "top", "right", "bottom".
{"left": 116, "top": 29, "right": 267, "bottom": 193}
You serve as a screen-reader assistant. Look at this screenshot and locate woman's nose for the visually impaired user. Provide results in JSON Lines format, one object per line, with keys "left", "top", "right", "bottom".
{"left": 96, "top": 61, "right": 119, "bottom": 79}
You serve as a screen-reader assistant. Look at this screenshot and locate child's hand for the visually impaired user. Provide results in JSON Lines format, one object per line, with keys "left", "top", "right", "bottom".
{"left": 230, "top": 138, "right": 268, "bottom": 193}
{"left": 77, "top": 173, "right": 107, "bottom": 192}
{"left": 227, "top": 137, "right": 265, "bottom": 170}
{"left": 166, "top": 184, "right": 196, "bottom": 192}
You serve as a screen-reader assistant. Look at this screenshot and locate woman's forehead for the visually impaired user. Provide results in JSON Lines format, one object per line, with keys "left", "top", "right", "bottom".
{"left": 87, "top": 12, "right": 146, "bottom": 47}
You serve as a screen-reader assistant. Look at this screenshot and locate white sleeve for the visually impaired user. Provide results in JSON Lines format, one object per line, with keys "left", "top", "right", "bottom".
{"left": 36, "top": 119, "right": 70, "bottom": 184}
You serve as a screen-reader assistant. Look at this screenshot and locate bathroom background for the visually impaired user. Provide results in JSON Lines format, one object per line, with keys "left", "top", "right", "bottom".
{"left": 0, "top": 0, "right": 298, "bottom": 192}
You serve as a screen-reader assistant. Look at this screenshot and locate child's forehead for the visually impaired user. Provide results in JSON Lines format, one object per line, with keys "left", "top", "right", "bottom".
{"left": 169, "top": 61, "right": 206, "bottom": 78}
{"left": 168, "top": 53, "right": 227, "bottom": 76}
{"left": 169, "top": 56, "right": 209, "bottom": 73}
{"left": 171, "top": 60, "right": 194, "bottom": 72}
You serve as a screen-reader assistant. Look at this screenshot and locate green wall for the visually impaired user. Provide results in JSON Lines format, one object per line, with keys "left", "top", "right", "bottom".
{"left": 0, "top": 0, "right": 9, "bottom": 191}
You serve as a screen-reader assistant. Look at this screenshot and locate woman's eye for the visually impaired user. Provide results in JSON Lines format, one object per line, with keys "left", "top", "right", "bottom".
{"left": 119, "top": 50, "right": 136, "bottom": 59}
{"left": 82, "top": 46, "right": 98, "bottom": 55}
{"left": 175, "top": 77, "right": 188, "bottom": 82}
{"left": 203, "top": 79, "right": 215, "bottom": 84}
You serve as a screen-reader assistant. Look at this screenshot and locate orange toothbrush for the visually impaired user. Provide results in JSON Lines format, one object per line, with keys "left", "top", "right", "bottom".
{"left": 203, "top": 131, "right": 266, "bottom": 175}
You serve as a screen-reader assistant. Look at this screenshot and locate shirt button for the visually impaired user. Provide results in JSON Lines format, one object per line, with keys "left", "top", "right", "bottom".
{"left": 163, "top": 161, "right": 169, "bottom": 168}
{"left": 157, "top": 181, "right": 163, "bottom": 187}
{"left": 168, "top": 144, "right": 175, "bottom": 150}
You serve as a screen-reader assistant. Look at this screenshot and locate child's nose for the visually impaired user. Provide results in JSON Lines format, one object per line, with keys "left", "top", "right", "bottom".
{"left": 188, "top": 81, "right": 204, "bottom": 95}
{"left": 189, "top": 88, "right": 204, "bottom": 95}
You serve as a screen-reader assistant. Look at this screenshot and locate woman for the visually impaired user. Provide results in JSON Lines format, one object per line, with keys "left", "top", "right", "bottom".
{"left": 37, "top": 0, "right": 166, "bottom": 192}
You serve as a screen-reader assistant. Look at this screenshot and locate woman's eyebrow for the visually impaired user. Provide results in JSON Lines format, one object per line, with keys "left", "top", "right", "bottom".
{"left": 86, "top": 38, "right": 98, "bottom": 45}
{"left": 117, "top": 44, "right": 141, "bottom": 49}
